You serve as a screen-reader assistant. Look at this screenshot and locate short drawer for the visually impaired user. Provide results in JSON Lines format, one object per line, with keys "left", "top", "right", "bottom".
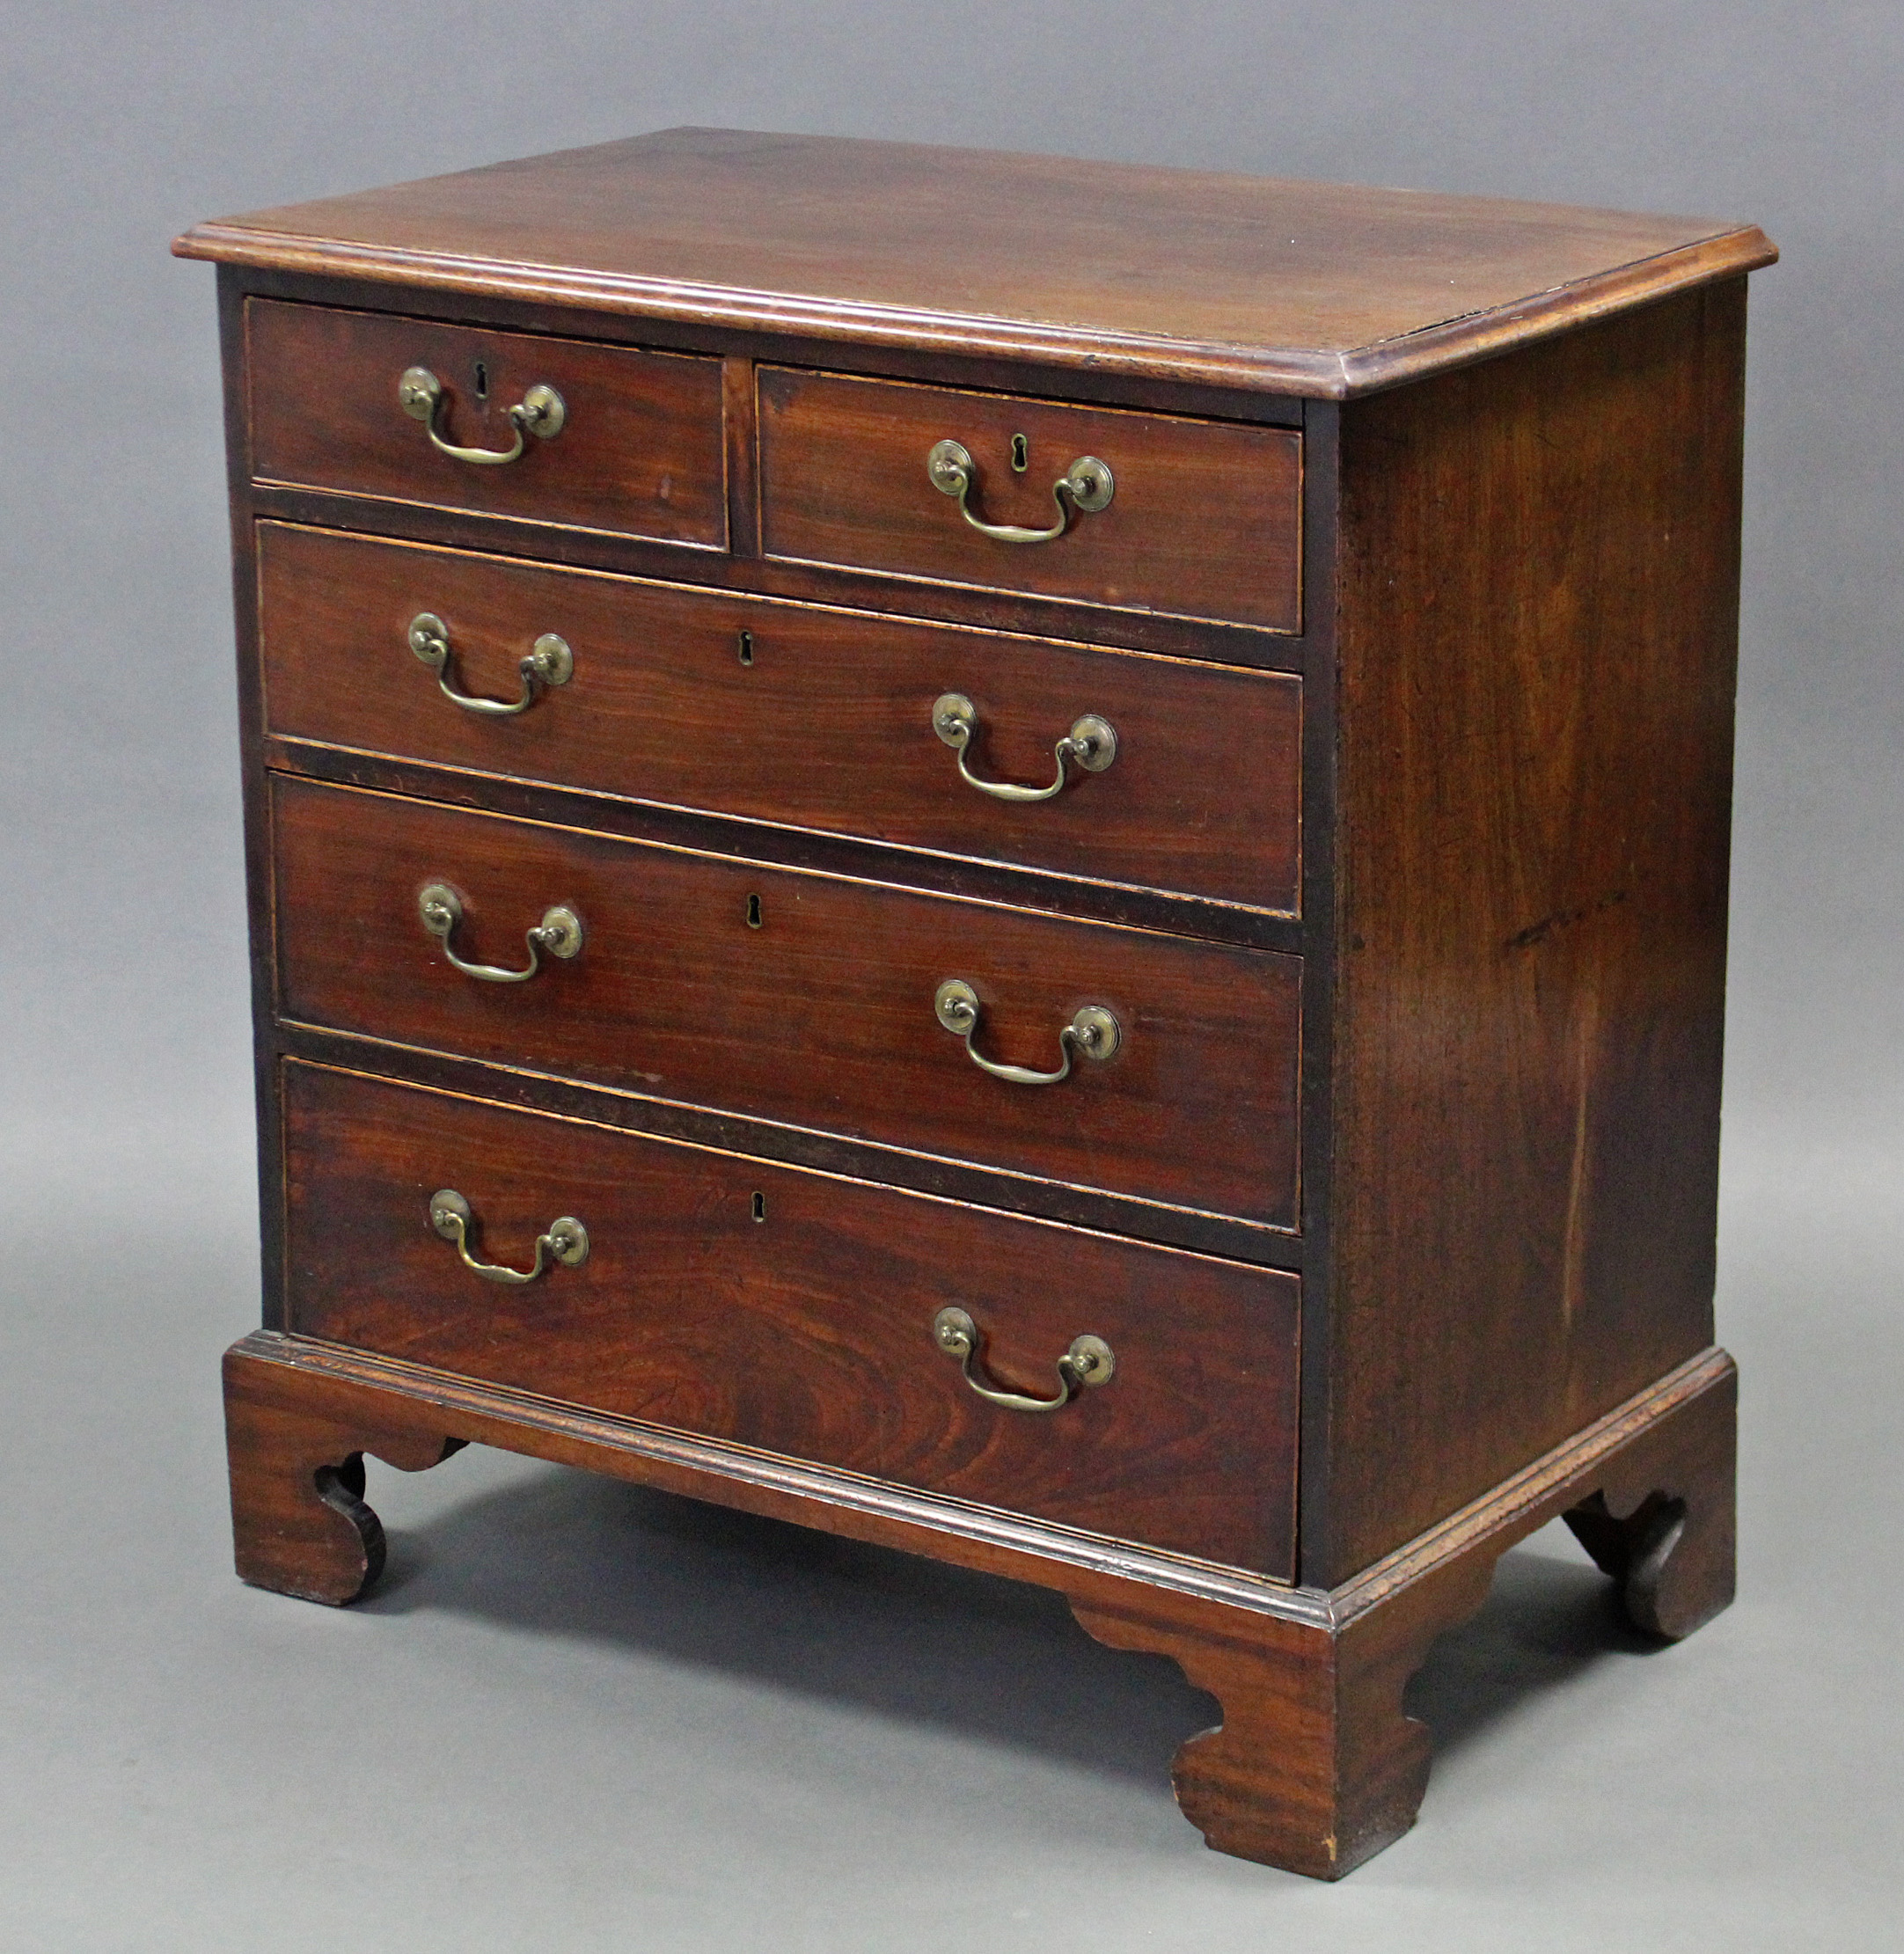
{"left": 758, "top": 369, "right": 1302, "bottom": 632}
{"left": 272, "top": 776, "right": 1301, "bottom": 1229}
{"left": 245, "top": 300, "right": 727, "bottom": 547}
{"left": 282, "top": 1060, "right": 1300, "bottom": 1575}
{"left": 259, "top": 523, "right": 1303, "bottom": 916}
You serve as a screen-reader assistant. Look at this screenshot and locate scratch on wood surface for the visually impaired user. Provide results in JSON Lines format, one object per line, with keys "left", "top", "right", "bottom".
{"left": 1505, "top": 887, "right": 1628, "bottom": 953}
{"left": 1559, "top": 986, "right": 1598, "bottom": 1330}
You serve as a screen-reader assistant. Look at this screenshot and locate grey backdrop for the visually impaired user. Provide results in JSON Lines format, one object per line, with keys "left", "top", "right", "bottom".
{"left": 2, "top": 4, "right": 1899, "bottom": 1948}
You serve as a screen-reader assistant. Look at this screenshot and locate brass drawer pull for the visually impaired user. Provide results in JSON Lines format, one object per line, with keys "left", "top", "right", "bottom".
{"left": 417, "top": 882, "right": 583, "bottom": 984}
{"left": 934, "top": 978, "right": 1120, "bottom": 1086}
{"left": 926, "top": 439, "right": 1113, "bottom": 543}
{"left": 428, "top": 1188, "right": 590, "bottom": 1284}
{"left": 408, "top": 613, "right": 574, "bottom": 716}
{"left": 931, "top": 692, "right": 1117, "bottom": 802}
{"left": 931, "top": 1306, "right": 1115, "bottom": 1413}
{"left": 398, "top": 365, "right": 566, "bottom": 465}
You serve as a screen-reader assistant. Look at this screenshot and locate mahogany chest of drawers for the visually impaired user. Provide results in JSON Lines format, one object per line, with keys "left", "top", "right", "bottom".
{"left": 177, "top": 129, "right": 1774, "bottom": 1877}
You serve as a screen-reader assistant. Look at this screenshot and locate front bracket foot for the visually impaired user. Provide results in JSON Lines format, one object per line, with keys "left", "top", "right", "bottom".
{"left": 223, "top": 1342, "right": 464, "bottom": 1606}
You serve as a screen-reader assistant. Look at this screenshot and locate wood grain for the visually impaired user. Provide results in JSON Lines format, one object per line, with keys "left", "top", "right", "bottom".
{"left": 217, "top": 267, "right": 295, "bottom": 1331}
{"left": 256, "top": 521, "right": 1303, "bottom": 914}
{"left": 269, "top": 1018, "right": 1300, "bottom": 1269}
{"left": 177, "top": 128, "right": 1775, "bottom": 397}
{"left": 189, "top": 135, "right": 1769, "bottom": 1877}
{"left": 223, "top": 1345, "right": 462, "bottom": 1605}
{"left": 757, "top": 368, "right": 1302, "bottom": 631}
{"left": 270, "top": 775, "right": 1303, "bottom": 1228}
{"left": 223, "top": 1321, "right": 1732, "bottom": 1874}
{"left": 1318, "top": 280, "right": 1748, "bottom": 1583}
{"left": 281, "top": 1060, "right": 1301, "bottom": 1572}
{"left": 1074, "top": 1345, "right": 1736, "bottom": 1875}
{"left": 245, "top": 299, "right": 728, "bottom": 546}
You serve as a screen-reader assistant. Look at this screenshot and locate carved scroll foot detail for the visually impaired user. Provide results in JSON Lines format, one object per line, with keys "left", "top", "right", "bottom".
{"left": 223, "top": 1342, "right": 465, "bottom": 1606}
{"left": 1066, "top": 1351, "right": 1738, "bottom": 1877}
{"left": 1070, "top": 1556, "right": 1495, "bottom": 1879}
{"left": 1562, "top": 1378, "right": 1736, "bottom": 1641}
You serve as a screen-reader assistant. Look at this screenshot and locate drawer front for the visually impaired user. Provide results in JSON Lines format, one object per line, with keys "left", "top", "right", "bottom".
{"left": 246, "top": 301, "right": 727, "bottom": 547}
{"left": 283, "top": 1061, "right": 1300, "bottom": 1575}
{"left": 272, "top": 776, "right": 1301, "bottom": 1228}
{"left": 758, "top": 369, "right": 1302, "bottom": 632}
{"left": 259, "top": 523, "right": 1303, "bottom": 915}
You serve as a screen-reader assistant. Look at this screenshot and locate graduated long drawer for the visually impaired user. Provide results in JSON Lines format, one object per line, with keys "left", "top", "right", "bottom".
{"left": 270, "top": 775, "right": 1302, "bottom": 1228}
{"left": 257, "top": 522, "right": 1302, "bottom": 915}
{"left": 282, "top": 1060, "right": 1301, "bottom": 1574}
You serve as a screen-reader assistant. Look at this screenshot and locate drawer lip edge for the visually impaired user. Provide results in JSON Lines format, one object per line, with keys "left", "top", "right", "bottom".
{"left": 268, "top": 768, "right": 1311, "bottom": 947}
{"left": 249, "top": 474, "right": 731, "bottom": 554}
{"left": 232, "top": 1327, "right": 1312, "bottom": 1603}
{"left": 275, "top": 1022, "right": 1305, "bottom": 1245}
{"left": 245, "top": 486, "right": 1311, "bottom": 671}
{"left": 753, "top": 545, "right": 1302, "bottom": 636}
{"left": 262, "top": 736, "right": 1303, "bottom": 926}
{"left": 254, "top": 511, "right": 1307, "bottom": 667}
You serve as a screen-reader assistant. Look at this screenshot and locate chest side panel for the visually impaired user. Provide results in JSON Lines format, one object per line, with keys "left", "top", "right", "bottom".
{"left": 1322, "top": 281, "right": 1747, "bottom": 1584}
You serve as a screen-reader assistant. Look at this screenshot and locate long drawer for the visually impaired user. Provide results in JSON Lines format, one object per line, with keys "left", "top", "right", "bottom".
{"left": 282, "top": 1060, "right": 1301, "bottom": 1575}
{"left": 258, "top": 522, "right": 1303, "bottom": 915}
{"left": 246, "top": 301, "right": 728, "bottom": 547}
{"left": 757, "top": 368, "right": 1303, "bottom": 632}
{"left": 271, "top": 774, "right": 1302, "bottom": 1228}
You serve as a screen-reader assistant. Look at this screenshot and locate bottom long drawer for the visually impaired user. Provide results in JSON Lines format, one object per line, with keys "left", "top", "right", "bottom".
{"left": 282, "top": 1059, "right": 1300, "bottom": 1577}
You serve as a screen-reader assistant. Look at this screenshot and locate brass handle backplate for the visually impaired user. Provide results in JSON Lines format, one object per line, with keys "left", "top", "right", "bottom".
{"left": 399, "top": 366, "right": 566, "bottom": 465}
{"left": 428, "top": 1188, "right": 590, "bottom": 1284}
{"left": 926, "top": 439, "right": 1113, "bottom": 544}
{"left": 418, "top": 881, "right": 584, "bottom": 984}
{"left": 934, "top": 978, "right": 1120, "bottom": 1086}
{"left": 409, "top": 613, "right": 574, "bottom": 716}
{"left": 932, "top": 1305, "right": 1115, "bottom": 1412}
{"left": 931, "top": 692, "right": 1117, "bottom": 802}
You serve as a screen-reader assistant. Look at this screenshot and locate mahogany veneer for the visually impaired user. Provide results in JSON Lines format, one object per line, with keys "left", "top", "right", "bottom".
{"left": 179, "top": 127, "right": 1771, "bottom": 1877}
{"left": 255, "top": 522, "right": 1304, "bottom": 913}
{"left": 248, "top": 300, "right": 729, "bottom": 546}
{"left": 755, "top": 368, "right": 1305, "bottom": 629}
{"left": 270, "top": 772, "right": 1303, "bottom": 1229}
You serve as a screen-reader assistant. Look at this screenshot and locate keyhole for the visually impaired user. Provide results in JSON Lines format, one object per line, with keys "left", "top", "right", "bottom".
{"left": 473, "top": 361, "right": 489, "bottom": 400}
{"left": 751, "top": 1191, "right": 766, "bottom": 1223}
{"left": 737, "top": 630, "right": 754, "bottom": 666}
{"left": 746, "top": 893, "right": 763, "bottom": 928}
{"left": 1010, "top": 432, "right": 1029, "bottom": 472}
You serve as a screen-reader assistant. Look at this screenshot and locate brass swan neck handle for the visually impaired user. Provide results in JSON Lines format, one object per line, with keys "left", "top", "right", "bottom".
{"left": 934, "top": 978, "right": 1120, "bottom": 1087}
{"left": 408, "top": 613, "right": 574, "bottom": 716}
{"left": 932, "top": 692, "right": 1117, "bottom": 802}
{"left": 926, "top": 439, "right": 1113, "bottom": 544}
{"left": 931, "top": 1306, "right": 1116, "bottom": 1413}
{"left": 399, "top": 365, "right": 565, "bottom": 465}
{"left": 428, "top": 1189, "right": 590, "bottom": 1284}
{"left": 418, "top": 882, "right": 584, "bottom": 984}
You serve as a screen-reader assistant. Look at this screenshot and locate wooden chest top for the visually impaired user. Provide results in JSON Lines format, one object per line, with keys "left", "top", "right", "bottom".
{"left": 173, "top": 125, "right": 1773, "bottom": 394}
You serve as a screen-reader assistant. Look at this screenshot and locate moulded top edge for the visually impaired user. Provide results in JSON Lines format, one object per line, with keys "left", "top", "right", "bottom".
{"left": 173, "top": 128, "right": 1777, "bottom": 399}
